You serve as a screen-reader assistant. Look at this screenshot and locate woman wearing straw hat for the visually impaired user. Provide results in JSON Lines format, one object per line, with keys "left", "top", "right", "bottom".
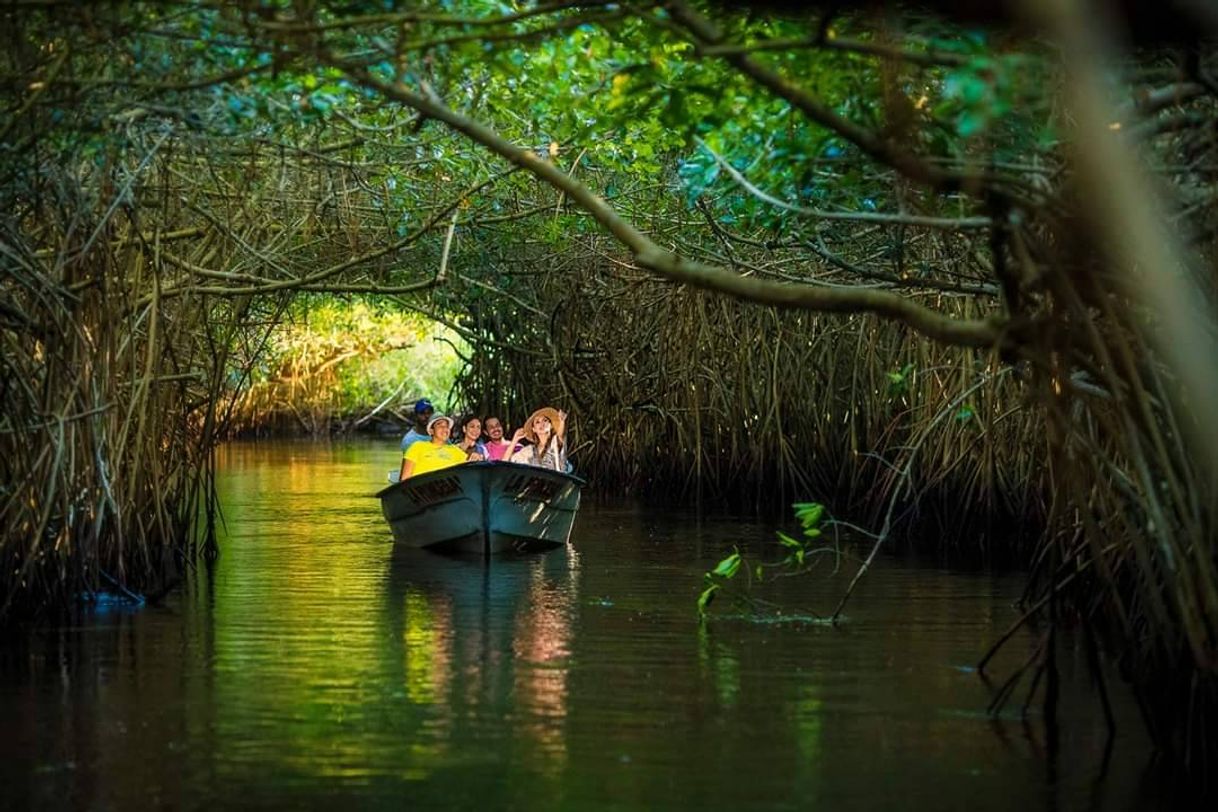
{"left": 509, "top": 407, "right": 567, "bottom": 471}
{"left": 400, "top": 414, "right": 468, "bottom": 480}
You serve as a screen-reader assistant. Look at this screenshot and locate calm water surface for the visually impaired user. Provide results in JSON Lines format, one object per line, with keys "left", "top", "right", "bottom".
{"left": 0, "top": 440, "right": 1170, "bottom": 810}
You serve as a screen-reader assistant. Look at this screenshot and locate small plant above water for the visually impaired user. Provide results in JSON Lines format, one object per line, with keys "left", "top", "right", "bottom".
{"left": 697, "top": 502, "right": 831, "bottom": 620}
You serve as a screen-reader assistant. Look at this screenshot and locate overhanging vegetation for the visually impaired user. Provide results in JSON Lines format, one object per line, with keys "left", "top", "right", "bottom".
{"left": 2, "top": 0, "right": 1216, "bottom": 771}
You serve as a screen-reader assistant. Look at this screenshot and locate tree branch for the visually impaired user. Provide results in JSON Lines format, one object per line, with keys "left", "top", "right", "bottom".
{"left": 697, "top": 33, "right": 971, "bottom": 67}
{"left": 337, "top": 61, "right": 1006, "bottom": 349}
{"left": 696, "top": 136, "right": 993, "bottom": 230}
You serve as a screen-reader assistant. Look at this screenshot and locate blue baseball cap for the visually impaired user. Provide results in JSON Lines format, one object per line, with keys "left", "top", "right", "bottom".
{"left": 413, "top": 398, "right": 434, "bottom": 415}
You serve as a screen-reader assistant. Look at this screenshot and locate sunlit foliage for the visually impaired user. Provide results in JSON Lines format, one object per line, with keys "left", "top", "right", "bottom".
{"left": 230, "top": 300, "right": 466, "bottom": 435}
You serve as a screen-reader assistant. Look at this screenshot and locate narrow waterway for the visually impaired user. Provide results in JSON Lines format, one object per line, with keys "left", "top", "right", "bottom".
{"left": 0, "top": 440, "right": 1169, "bottom": 810}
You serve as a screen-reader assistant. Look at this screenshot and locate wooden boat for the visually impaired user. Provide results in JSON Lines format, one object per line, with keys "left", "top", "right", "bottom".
{"left": 376, "top": 461, "right": 584, "bottom": 555}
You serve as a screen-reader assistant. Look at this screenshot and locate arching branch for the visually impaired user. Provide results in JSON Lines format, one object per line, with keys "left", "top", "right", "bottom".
{"left": 335, "top": 62, "right": 1006, "bottom": 350}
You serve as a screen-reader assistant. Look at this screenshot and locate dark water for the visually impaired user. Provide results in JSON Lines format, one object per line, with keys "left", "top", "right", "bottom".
{"left": 0, "top": 440, "right": 1173, "bottom": 810}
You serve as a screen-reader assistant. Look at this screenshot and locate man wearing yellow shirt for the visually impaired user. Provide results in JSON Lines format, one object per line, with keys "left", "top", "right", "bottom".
{"left": 400, "top": 414, "right": 469, "bottom": 480}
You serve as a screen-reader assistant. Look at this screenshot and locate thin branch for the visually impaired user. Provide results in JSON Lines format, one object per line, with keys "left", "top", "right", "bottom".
{"left": 251, "top": 1, "right": 613, "bottom": 33}
{"left": 829, "top": 369, "right": 1008, "bottom": 623}
{"left": 698, "top": 33, "right": 971, "bottom": 67}
{"left": 139, "top": 169, "right": 514, "bottom": 306}
{"left": 696, "top": 137, "right": 993, "bottom": 231}
{"left": 806, "top": 233, "right": 999, "bottom": 297}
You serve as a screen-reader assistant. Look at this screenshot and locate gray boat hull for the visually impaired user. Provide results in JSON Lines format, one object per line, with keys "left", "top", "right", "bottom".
{"left": 376, "top": 462, "right": 583, "bottom": 555}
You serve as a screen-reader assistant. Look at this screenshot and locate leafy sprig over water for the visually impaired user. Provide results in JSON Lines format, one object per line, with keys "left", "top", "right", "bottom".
{"left": 697, "top": 502, "right": 829, "bottom": 620}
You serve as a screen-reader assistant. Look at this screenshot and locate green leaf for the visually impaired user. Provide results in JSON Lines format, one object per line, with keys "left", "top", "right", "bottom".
{"left": 712, "top": 552, "right": 742, "bottom": 579}
{"left": 697, "top": 583, "right": 719, "bottom": 617}
{"left": 794, "top": 502, "right": 824, "bottom": 528}
{"left": 887, "top": 364, "right": 915, "bottom": 396}
{"left": 661, "top": 91, "right": 688, "bottom": 128}
{"left": 776, "top": 531, "right": 802, "bottom": 549}
{"left": 957, "top": 111, "right": 987, "bottom": 137}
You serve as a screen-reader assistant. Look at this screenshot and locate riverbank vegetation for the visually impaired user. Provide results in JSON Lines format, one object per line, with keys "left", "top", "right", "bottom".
{"left": 2, "top": 0, "right": 1216, "bottom": 772}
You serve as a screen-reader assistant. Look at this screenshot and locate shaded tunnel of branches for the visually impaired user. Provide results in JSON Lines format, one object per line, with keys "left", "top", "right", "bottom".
{"left": 1, "top": 0, "right": 1217, "bottom": 772}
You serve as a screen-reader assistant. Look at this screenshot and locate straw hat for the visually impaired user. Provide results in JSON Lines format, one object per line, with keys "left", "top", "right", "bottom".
{"left": 522, "top": 407, "right": 564, "bottom": 443}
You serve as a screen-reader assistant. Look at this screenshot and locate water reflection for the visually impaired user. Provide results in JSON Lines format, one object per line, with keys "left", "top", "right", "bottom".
{"left": 380, "top": 548, "right": 579, "bottom": 778}
{"left": 0, "top": 441, "right": 1192, "bottom": 810}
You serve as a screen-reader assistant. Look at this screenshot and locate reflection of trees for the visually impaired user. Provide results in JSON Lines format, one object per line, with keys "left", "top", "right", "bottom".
{"left": 0, "top": 612, "right": 197, "bottom": 810}
{"left": 380, "top": 551, "right": 456, "bottom": 780}
{"left": 206, "top": 442, "right": 433, "bottom": 782}
{"left": 688, "top": 564, "right": 1151, "bottom": 809}
{"left": 400, "top": 590, "right": 454, "bottom": 708}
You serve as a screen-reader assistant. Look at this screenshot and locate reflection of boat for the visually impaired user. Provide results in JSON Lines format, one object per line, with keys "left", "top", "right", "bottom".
{"left": 380, "top": 544, "right": 580, "bottom": 771}
{"left": 376, "top": 461, "right": 584, "bottom": 555}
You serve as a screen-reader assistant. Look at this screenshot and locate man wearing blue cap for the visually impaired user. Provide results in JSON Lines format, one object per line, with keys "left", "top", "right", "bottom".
{"left": 400, "top": 398, "right": 434, "bottom": 451}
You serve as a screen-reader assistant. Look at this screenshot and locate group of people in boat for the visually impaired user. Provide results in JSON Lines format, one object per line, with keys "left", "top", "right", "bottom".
{"left": 398, "top": 398, "right": 567, "bottom": 480}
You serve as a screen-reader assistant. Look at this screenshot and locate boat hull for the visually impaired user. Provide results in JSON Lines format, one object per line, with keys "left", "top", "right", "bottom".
{"left": 376, "top": 462, "right": 583, "bottom": 555}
